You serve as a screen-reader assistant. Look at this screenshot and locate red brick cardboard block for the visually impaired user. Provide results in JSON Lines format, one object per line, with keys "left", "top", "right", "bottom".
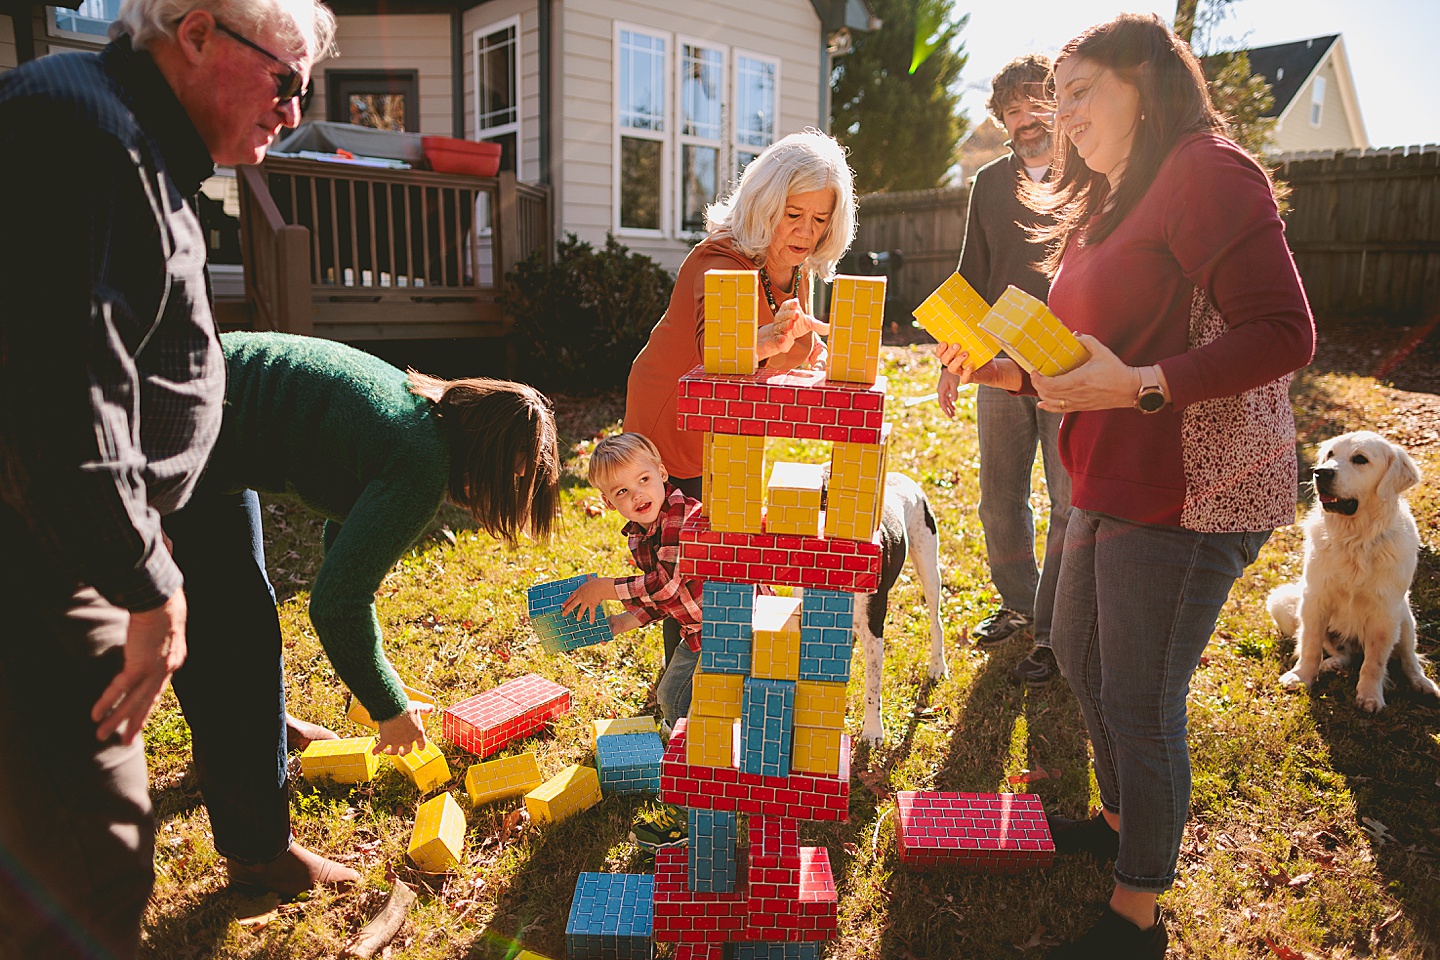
{"left": 677, "top": 365, "right": 888, "bottom": 444}
{"left": 678, "top": 514, "right": 882, "bottom": 593}
{"left": 657, "top": 720, "right": 850, "bottom": 822}
{"left": 442, "top": 673, "right": 571, "bottom": 757}
{"left": 652, "top": 847, "right": 749, "bottom": 943}
{"left": 895, "top": 791, "right": 1054, "bottom": 872}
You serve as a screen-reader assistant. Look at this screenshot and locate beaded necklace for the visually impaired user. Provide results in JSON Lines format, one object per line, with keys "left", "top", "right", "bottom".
{"left": 757, "top": 265, "right": 802, "bottom": 313}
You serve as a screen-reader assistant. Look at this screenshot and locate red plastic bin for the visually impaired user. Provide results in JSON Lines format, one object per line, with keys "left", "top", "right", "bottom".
{"left": 421, "top": 136, "right": 502, "bottom": 177}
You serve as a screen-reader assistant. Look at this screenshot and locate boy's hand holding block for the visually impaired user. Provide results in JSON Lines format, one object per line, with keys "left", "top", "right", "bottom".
{"left": 978, "top": 285, "right": 1091, "bottom": 377}
{"left": 912, "top": 272, "right": 1003, "bottom": 369}
{"left": 529, "top": 575, "right": 614, "bottom": 653}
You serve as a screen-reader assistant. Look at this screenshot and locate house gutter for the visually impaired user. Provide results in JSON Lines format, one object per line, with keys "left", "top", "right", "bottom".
{"left": 451, "top": 9, "right": 465, "bottom": 137}
{"left": 538, "top": 0, "right": 551, "bottom": 185}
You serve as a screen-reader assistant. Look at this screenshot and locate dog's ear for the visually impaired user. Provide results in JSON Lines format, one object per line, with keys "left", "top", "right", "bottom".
{"left": 1379, "top": 442, "right": 1422, "bottom": 498}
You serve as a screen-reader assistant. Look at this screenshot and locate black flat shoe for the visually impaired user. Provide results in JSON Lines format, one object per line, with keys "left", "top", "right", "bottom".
{"left": 1047, "top": 906, "right": 1166, "bottom": 959}
{"left": 1047, "top": 811, "right": 1120, "bottom": 862}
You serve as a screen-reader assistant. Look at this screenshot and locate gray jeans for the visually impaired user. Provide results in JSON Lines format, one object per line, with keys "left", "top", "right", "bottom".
{"left": 975, "top": 384, "right": 1071, "bottom": 646}
{"left": 657, "top": 640, "right": 700, "bottom": 725}
{"left": 1052, "top": 509, "right": 1271, "bottom": 892}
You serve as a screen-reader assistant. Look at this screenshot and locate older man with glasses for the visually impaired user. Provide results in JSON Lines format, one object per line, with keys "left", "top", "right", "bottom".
{"left": 0, "top": 2, "right": 335, "bottom": 957}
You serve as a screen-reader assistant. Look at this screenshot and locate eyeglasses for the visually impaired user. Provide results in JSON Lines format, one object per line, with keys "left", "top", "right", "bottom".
{"left": 213, "top": 21, "right": 312, "bottom": 113}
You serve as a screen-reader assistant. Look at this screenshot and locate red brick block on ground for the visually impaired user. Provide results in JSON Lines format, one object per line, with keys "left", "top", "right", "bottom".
{"left": 895, "top": 791, "right": 1054, "bottom": 872}
{"left": 442, "top": 673, "right": 571, "bottom": 757}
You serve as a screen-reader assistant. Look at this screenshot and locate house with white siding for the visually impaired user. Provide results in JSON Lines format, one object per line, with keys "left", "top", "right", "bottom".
{"left": 4, "top": 0, "right": 874, "bottom": 273}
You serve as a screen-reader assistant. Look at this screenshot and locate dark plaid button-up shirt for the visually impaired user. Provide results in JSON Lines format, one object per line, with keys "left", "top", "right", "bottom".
{"left": 614, "top": 483, "right": 706, "bottom": 651}
{"left": 0, "top": 36, "right": 224, "bottom": 610}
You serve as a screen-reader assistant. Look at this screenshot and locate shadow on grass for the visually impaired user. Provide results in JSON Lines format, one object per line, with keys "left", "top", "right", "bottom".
{"left": 139, "top": 887, "right": 250, "bottom": 960}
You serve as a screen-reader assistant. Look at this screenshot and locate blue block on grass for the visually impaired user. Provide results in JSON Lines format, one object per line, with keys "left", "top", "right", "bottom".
{"left": 565, "top": 872, "right": 654, "bottom": 959}
{"left": 687, "top": 808, "right": 737, "bottom": 892}
{"left": 799, "top": 588, "right": 853, "bottom": 682}
{"left": 700, "top": 581, "right": 754, "bottom": 675}
{"left": 529, "top": 575, "right": 614, "bottom": 653}
{"left": 595, "top": 732, "right": 664, "bottom": 796}
{"left": 740, "top": 678, "right": 795, "bottom": 777}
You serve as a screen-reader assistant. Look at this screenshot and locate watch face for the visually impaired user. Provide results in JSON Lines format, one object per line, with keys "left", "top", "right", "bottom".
{"left": 1138, "top": 390, "right": 1166, "bottom": 413}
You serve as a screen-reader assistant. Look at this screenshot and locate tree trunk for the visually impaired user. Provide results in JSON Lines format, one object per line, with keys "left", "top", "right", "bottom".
{"left": 1174, "top": 0, "right": 1198, "bottom": 43}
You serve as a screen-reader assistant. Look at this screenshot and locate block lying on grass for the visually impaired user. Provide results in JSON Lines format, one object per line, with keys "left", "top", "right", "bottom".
{"left": 596, "top": 730, "right": 665, "bottom": 795}
{"left": 464, "top": 752, "right": 543, "bottom": 806}
{"left": 387, "top": 739, "right": 452, "bottom": 793}
{"left": 525, "top": 764, "right": 602, "bottom": 823}
{"left": 442, "top": 673, "right": 570, "bottom": 757}
{"left": 407, "top": 792, "right": 466, "bottom": 873}
{"left": 299, "top": 736, "right": 380, "bottom": 784}
{"left": 895, "top": 790, "right": 1054, "bottom": 871}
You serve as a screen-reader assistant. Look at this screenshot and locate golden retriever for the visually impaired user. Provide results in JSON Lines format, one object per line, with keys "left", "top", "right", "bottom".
{"left": 1270, "top": 431, "right": 1440, "bottom": 712}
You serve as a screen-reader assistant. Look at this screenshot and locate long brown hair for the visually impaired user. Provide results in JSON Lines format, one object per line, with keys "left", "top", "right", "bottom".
{"left": 1029, "top": 13, "right": 1229, "bottom": 275}
{"left": 407, "top": 372, "right": 559, "bottom": 542}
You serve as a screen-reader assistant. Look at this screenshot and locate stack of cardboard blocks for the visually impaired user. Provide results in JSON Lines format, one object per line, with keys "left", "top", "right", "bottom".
{"left": 529, "top": 575, "right": 615, "bottom": 653}
{"left": 595, "top": 719, "right": 666, "bottom": 796}
{"left": 895, "top": 791, "right": 1054, "bottom": 872}
{"left": 911, "top": 274, "right": 1090, "bottom": 377}
{"left": 563, "top": 270, "right": 891, "bottom": 957}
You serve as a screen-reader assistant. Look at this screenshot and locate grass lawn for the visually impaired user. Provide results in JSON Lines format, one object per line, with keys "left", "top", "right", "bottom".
{"left": 139, "top": 342, "right": 1440, "bottom": 959}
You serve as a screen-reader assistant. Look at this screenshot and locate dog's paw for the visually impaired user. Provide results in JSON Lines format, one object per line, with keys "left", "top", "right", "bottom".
{"left": 927, "top": 657, "right": 949, "bottom": 681}
{"left": 1279, "top": 669, "right": 1315, "bottom": 690}
{"left": 1356, "top": 690, "right": 1386, "bottom": 713}
{"left": 1320, "top": 655, "right": 1351, "bottom": 674}
{"left": 1411, "top": 676, "right": 1440, "bottom": 700}
{"left": 858, "top": 723, "right": 885, "bottom": 746}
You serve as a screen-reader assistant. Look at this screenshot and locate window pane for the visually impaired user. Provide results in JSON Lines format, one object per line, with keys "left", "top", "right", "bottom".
{"left": 53, "top": 0, "right": 120, "bottom": 36}
{"left": 620, "top": 137, "right": 662, "bottom": 230}
{"left": 682, "top": 145, "right": 718, "bottom": 232}
{"left": 620, "top": 30, "right": 666, "bottom": 132}
{"left": 681, "top": 45, "right": 723, "bottom": 141}
{"left": 738, "top": 150, "right": 760, "bottom": 174}
{"left": 349, "top": 94, "right": 406, "bottom": 131}
{"left": 735, "top": 56, "right": 775, "bottom": 149}
{"left": 478, "top": 25, "right": 517, "bottom": 130}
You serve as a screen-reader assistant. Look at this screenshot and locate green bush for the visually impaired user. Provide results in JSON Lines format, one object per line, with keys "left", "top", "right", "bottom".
{"left": 503, "top": 233, "right": 674, "bottom": 393}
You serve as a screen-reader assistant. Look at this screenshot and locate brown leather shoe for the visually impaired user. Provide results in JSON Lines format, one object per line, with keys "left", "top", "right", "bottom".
{"left": 226, "top": 843, "right": 360, "bottom": 897}
{"left": 285, "top": 713, "right": 340, "bottom": 752}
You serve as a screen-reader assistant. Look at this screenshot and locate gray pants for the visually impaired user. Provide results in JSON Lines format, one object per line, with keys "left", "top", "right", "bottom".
{"left": 975, "top": 384, "right": 1071, "bottom": 646}
{"left": 0, "top": 561, "right": 154, "bottom": 959}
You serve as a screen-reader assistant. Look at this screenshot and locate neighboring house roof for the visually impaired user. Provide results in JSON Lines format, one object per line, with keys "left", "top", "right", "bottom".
{"left": 1231, "top": 34, "right": 1338, "bottom": 119}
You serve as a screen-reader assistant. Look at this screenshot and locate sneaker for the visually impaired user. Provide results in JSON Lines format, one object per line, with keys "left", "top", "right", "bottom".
{"left": 1012, "top": 645, "right": 1058, "bottom": 684}
{"left": 629, "top": 804, "right": 688, "bottom": 850}
{"left": 1047, "top": 811, "right": 1120, "bottom": 862}
{"left": 971, "top": 608, "right": 1034, "bottom": 647}
{"left": 1047, "top": 905, "right": 1166, "bottom": 959}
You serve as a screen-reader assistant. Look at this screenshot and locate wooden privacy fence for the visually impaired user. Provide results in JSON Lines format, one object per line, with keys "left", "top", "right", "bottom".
{"left": 238, "top": 159, "right": 551, "bottom": 341}
{"left": 852, "top": 144, "right": 1440, "bottom": 323}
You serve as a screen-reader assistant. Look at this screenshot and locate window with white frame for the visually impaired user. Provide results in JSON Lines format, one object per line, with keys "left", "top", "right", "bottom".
{"left": 677, "top": 41, "right": 725, "bottom": 234}
{"left": 733, "top": 52, "right": 778, "bottom": 176}
{"left": 475, "top": 18, "right": 520, "bottom": 174}
{"left": 1309, "top": 75, "right": 1326, "bottom": 127}
{"left": 617, "top": 26, "right": 668, "bottom": 232}
{"left": 48, "top": 0, "right": 121, "bottom": 41}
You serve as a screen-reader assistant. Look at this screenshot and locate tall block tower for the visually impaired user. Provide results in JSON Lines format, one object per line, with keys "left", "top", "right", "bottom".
{"left": 567, "top": 269, "right": 889, "bottom": 955}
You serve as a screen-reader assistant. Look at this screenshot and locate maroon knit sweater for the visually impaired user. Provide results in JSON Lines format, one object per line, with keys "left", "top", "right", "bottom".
{"left": 1046, "top": 133, "right": 1315, "bottom": 528}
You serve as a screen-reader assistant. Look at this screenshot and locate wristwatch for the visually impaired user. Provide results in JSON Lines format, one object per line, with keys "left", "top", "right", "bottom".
{"left": 1136, "top": 365, "right": 1167, "bottom": 414}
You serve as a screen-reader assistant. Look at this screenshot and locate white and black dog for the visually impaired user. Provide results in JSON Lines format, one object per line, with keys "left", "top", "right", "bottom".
{"left": 823, "top": 473, "right": 946, "bottom": 743}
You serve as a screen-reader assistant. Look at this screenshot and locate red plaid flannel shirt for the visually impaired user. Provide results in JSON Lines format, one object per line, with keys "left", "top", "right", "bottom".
{"left": 612, "top": 483, "right": 705, "bottom": 651}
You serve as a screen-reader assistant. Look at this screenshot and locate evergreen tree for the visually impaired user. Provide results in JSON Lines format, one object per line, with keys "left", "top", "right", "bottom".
{"left": 830, "top": 0, "right": 969, "bottom": 195}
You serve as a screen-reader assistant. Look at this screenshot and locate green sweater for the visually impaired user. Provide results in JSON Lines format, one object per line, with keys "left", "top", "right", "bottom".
{"left": 210, "top": 331, "right": 451, "bottom": 722}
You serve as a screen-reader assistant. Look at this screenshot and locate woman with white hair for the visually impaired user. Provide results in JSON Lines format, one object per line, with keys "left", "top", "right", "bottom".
{"left": 624, "top": 129, "right": 858, "bottom": 501}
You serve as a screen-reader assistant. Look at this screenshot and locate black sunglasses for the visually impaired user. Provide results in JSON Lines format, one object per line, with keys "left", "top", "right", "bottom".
{"left": 213, "top": 20, "right": 312, "bottom": 113}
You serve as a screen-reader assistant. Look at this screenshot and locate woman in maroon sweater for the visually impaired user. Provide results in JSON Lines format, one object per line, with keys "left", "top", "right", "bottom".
{"left": 939, "top": 15, "right": 1313, "bottom": 958}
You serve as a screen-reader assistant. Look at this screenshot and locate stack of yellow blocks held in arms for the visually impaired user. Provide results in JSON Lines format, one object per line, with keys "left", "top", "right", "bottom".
{"left": 913, "top": 273, "right": 1091, "bottom": 377}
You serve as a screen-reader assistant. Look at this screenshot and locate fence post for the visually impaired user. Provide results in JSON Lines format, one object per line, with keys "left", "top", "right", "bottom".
{"left": 276, "top": 224, "right": 313, "bottom": 336}
{"left": 498, "top": 170, "right": 521, "bottom": 285}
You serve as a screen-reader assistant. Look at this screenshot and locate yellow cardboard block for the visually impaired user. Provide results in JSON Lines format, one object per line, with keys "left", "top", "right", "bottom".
{"left": 911, "top": 272, "right": 1003, "bottom": 368}
{"left": 826, "top": 424, "right": 891, "bottom": 542}
{"left": 978, "top": 285, "right": 1091, "bottom": 377}
{"left": 794, "top": 680, "right": 848, "bottom": 729}
{"left": 346, "top": 684, "right": 438, "bottom": 730}
{"left": 388, "top": 739, "right": 452, "bottom": 793}
{"left": 594, "top": 716, "right": 660, "bottom": 744}
{"left": 465, "top": 752, "right": 544, "bottom": 806}
{"left": 299, "top": 736, "right": 380, "bottom": 784}
{"left": 707, "top": 434, "right": 765, "bottom": 534}
{"left": 703, "top": 269, "right": 760, "bottom": 375}
{"left": 691, "top": 671, "right": 744, "bottom": 719}
{"left": 827, "top": 274, "right": 887, "bottom": 385}
{"left": 524, "top": 764, "right": 602, "bottom": 823}
{"left": 408, "top": 791, "right": 466, "bottom": 872}
{"left": 791, "top": 725, "right": 844, "bottom": 776}
{"left": 685, "top": 715, "right": 737, "bottom": 768}
{"left": 765, "top": 461, "right": 824, "bottom": 537}
{"left": 751, "top": 594, "right": 803, "bottom": 681}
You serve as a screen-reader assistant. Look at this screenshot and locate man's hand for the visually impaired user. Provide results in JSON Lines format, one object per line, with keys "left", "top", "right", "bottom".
{"left": 374, "top": 702, "right": 432, "bottom": 755}
{"left": 561, "top": 576, "right": 616, "bottom": 624}
{"left": 92, "top": 589, "right": 188, "bottom": 743}
{"left": 937, "top": 367, "right": 961, "bottom": 418}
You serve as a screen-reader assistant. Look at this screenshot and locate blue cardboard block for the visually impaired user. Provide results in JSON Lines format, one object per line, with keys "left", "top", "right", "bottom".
{"left": 595, "top": 731, "right": 664, "bottom": 796}
{"left": 740, "top": 678, "right": 796, "bottom": 778}
{"left": 565, "top": 872, "right": 655, "bottom": 959}
{"left": 733, "top": 943, "right": 821, "bottom": 960}
{"left": 700, "top": 581, "right": 754, "bottom": 675}
{"left": 529, "top": 575, "right": 614, "bottom": 653}
{"left": 687, "top": 808, "right": 737, "bottom": 892}
{"left": 799, "top": 588, "right": 853, "bottom": 683}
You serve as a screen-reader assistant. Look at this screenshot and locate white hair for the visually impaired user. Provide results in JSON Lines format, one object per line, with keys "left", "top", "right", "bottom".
{"left": 115, "top": 0, "right": 337, "bottom": 61}
{"left": 704, "top": 128, "right": 857, "bottom": 281}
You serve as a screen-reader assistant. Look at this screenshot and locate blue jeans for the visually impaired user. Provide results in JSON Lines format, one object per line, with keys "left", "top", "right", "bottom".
{"left": 976, "top": 385, "right": 1071, "bottom": 646}
{"left": 165, "top": 489, "right": 292, "bottom": 864}
{"left": 657, "top": 640, "right": 700, "bottom": 725}
{"left": 1051, "top": 508, "right": 1270, "bottom": 892}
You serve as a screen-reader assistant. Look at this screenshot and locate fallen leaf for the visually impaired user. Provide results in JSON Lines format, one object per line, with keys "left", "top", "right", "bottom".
{"left": 1012, "top": 924, "right": 1062, "bottom": 951}
{"left": 1007, "top": 769, "right": 1050, "bottom": 784}
{"left": 1265, "top": 935, "right": 1306, "bottom": 960}
{"left": 1286, "top": 872, "right": 1314, "bottom": 889}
